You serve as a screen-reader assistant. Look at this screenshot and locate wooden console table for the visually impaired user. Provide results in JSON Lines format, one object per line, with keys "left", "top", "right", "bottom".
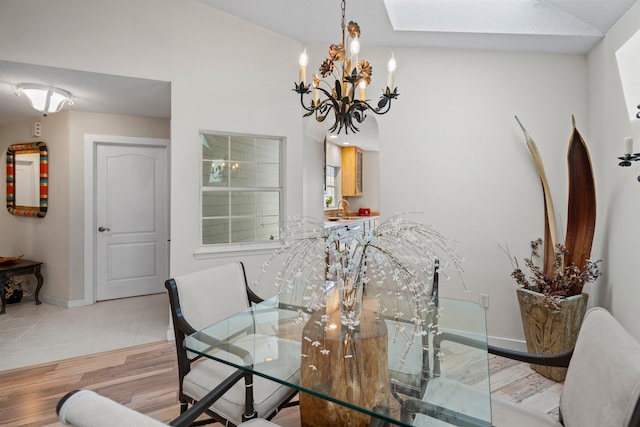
{"left": 0, "top": 259, "right": 44, "bottom": 314}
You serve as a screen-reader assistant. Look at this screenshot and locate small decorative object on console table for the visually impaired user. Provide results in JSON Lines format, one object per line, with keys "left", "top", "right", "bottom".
{"left": 505, "top": 116, "right": 600, "bottom": 381}
{"left": 5, "top": 276, "right": 31, "bottom": 303}
{"left": 0, "top": 258, "right": 44, "bottom": 314}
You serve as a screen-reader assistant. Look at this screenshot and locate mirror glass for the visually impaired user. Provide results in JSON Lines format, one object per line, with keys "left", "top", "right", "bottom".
{"left": 6, "top": 142, "right": 48, "bottom": 217}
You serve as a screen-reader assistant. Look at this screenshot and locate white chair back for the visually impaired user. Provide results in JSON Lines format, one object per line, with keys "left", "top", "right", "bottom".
{"left": 174, "top": 262, "right": 250, "bottom": 331}
{"left": 561, "top": 307, "right": 640, "bottom": 427}
{"left": 58, "top": 390, "right": 166, "bottom": 427}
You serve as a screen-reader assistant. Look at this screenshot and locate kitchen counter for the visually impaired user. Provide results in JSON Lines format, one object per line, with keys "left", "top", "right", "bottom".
{"left": 324, "top": 215, "right": 379, "bottom": 230}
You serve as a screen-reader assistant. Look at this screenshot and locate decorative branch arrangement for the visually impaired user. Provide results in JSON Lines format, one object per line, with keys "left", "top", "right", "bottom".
{"left": 505, "top": 116, "right": 600, "bottom": 306}
{"left": 254, "top": 213, "right": 466, "bottom": 371}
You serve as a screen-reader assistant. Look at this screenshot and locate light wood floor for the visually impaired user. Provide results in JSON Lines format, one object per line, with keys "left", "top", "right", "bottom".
{"left": 0, "top": 340, "right": 562, "bottom": 426}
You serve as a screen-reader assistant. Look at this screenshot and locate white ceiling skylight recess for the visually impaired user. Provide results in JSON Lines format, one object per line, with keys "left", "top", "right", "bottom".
{"left": 382, "top": 0, "right": 602, "bottom": 36}
{"left": 199, "top": 0, "right": 636, "bottom": 54}
{"left": 616, "top": 28, "right": 640, "bottom": 122}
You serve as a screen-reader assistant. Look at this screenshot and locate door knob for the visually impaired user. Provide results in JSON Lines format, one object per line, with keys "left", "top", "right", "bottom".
{"left": 98, "top": 226, "right": 110, "bottom": 232}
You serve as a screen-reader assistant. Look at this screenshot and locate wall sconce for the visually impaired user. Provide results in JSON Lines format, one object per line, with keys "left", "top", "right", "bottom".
{"left": 617, "top": 105, "right": 640, "bottom": 181}
{"left": 15, "top": 83, "right": 73, "bottom": 115}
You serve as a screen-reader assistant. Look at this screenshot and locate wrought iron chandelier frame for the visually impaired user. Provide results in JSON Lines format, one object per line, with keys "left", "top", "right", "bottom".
{"left": 293, "top": 0, "right": 398, "bottom": 134}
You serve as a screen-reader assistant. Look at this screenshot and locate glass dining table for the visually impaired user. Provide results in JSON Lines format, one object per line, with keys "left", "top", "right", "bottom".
{"left": 184, "top": 292, "right": 492, "bottom": 426}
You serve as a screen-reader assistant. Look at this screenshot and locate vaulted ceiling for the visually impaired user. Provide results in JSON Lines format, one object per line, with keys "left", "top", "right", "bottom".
{"left": 0, "top": 0, "right": 636, "bottom": 127}
{"left": 200, "top": 0, "right": 637, "bottom": 54}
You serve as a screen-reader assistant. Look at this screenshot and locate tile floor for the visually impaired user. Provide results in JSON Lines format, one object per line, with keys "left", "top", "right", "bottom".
{"left": 0, "top": 292, "right": 169, "bottom": 371}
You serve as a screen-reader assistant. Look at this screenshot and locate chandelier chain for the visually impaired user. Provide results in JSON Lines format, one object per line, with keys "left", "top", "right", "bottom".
{"left": 341, "top": 0, "right": 346, "bottom": 31}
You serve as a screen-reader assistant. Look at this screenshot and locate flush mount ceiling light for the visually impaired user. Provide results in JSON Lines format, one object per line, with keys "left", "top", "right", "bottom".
{"left": 294, "top": 0, "right": 398, "bottom": 134}
{"left": 15, "top": 83, "right": 74, "bottom": 115}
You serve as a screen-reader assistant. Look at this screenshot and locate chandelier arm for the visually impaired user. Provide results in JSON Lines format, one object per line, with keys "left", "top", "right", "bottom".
{"left": 316, "top": 86, "right": 338, "bottom": 102}
{"left": 351, "top": 99, "right": 390, "bottom": 116}
{"left": 324, "top": 87, "right": 346, "bottom": 110}
{"left": 296, "top": 91, "right": 317, "bottom": 113}
{"left": 307, "top": 86, "right": 340, "bottom": 110}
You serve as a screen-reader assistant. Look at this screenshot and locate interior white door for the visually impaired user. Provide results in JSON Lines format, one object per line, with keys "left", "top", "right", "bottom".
{"left": 95, "top": 143, "right": 168, "bottom": 300}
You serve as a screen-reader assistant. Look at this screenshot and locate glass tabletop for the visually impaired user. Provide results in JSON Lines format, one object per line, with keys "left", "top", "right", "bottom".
{"left": 184, "top": 293, "right": 491, "bottom": 426}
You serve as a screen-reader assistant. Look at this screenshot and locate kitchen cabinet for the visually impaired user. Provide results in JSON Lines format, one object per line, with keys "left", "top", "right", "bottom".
{"left": 342, "top": 146, "right": 363, "bottom": 196}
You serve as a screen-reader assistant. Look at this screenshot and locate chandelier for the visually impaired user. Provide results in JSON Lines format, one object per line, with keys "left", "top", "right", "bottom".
{"left": 294, "top": 0, "right": 398, "bottom": 134}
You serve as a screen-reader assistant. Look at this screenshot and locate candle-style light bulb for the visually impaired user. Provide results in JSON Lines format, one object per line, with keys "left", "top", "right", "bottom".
{"left": 350, "top": 37, "right": 360, "bottom": 71}
{"left": 350, "top": 37, "right": 360, "bottom": 54}
{"left": 387, "top": 52, "right": 397, "bottom": 89}
{"left": 358, "top": 80, "right": 366, "bottom": 101}
{"left": 313, "top": 74, "right": 319, "bottom": 107}
{"left": 299, "top": 48, "right": 308, "bottom": 83}
{"left": 625, "top": 136, "right": 634, "bottom": 155}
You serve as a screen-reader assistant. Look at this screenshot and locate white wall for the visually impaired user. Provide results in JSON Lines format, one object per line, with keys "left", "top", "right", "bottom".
{"left": 0, "top": 0, "right": 306, "bottom": 300}
{"left": 0, "top": 112, "right": 170, "bottom": 303}
{"left": 350, "top": 150, "right": 380, "bottom": 213}
{"left": 299, "top": 43, "right": 589, "bottom": 345}
{"left": 2, "top": 0, "right": 638, "bottom": 344}
{"left": 376, "top": 47, "right": 589, "bottom": 345}
{"left": 0, "top": 114, "right": 70, "bottom": 300}
{"left": 587, "top": 0, "right": 640, "bottom": 341}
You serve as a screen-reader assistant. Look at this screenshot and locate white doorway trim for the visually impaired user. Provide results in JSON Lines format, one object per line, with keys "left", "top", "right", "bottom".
{"left": 83, "top": 134, "right": 170, "bottom": 305}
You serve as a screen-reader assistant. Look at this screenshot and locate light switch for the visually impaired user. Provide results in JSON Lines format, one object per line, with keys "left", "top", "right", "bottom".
{"left": 32, "top": 121, "right": 41, "bottom": 137}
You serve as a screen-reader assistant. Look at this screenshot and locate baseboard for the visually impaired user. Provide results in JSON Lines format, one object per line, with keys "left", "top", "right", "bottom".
{"left": 440, "top": 327, "right": 527, "bottom": 352}
{"left": 487, "top": 335, "right": 527, "bottom": 352}
{"left": 39, "top": 295, "right": 93, "bottom": 309}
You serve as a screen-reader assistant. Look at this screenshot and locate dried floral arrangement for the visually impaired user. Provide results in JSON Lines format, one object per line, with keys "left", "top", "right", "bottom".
{"left": 504, "top": 239, "right": 601, "bottom": 307}
{"left": 505, "top": 116, "right": 600, "bottom": 305}
{"left": 254, "top": 213, "right": 466, "bottom": 373}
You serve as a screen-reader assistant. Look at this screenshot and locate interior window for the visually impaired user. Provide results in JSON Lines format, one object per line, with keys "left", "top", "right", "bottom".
{"left": 201, "top": 132, "right": 283, "bottom": 245}
{"left": 325, "top": 165, "right": 336, "bottom": 208}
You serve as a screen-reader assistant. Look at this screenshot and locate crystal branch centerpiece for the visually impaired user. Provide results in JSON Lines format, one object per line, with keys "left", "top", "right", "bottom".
{"left": 255, "top": 214, "right": 466, "bottom": 363}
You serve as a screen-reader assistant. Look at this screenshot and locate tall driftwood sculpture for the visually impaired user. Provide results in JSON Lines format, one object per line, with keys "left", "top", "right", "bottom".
{"left": 564, "top": 116, "right": 596, "bottom": 293}
{"left": 515, "top": 116, "right": 596, "bottom": 278}
{"left": 515, "top": 116, "right": 558, "bottom": 277}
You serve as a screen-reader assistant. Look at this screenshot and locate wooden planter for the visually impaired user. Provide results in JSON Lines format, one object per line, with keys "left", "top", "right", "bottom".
{"left": 516, "top": 288, "right": 588, "bottom": 381}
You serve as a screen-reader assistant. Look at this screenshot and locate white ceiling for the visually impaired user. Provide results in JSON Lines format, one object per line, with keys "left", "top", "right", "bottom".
{"left": 201, "top": 0, "right": 636, "bottom": 149}
{"left": 0, "top": 60, "right": 170, "bottom": 127}
{"left": 0, "top": 0, "right": 635, "bottom": 128}
{"left": 200, "top": 0, "right": 636, "bottom": 54}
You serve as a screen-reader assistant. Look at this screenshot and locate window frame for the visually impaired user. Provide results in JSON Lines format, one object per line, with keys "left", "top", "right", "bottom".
{"left": 325, "top": 165, "right": 337, "bottom": 208}
{"left": 196, "top": 130, "right": 285, "bottom": 256}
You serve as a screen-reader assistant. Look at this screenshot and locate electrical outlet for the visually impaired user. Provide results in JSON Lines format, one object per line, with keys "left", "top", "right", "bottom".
{"left": 479, "top": 293, "right": 489, "bottom": 309}
{"left": 32, "top": 121, "right": 41, "bottom": 137}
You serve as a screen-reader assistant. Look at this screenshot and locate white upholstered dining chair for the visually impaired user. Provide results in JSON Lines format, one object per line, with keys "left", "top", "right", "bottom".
{"left": 56, "top": 389, "right": 281, "bottom": 427}
{"left": 165, "top": 262, "right": 299, "bottom": 426}
{"left": 403, "top": 307, "right": 640, "bottom": 427}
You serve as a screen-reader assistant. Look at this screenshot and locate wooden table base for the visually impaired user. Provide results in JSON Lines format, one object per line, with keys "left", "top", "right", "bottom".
{"left": 300, "top": 304, "right": 389, "bottom": 427}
